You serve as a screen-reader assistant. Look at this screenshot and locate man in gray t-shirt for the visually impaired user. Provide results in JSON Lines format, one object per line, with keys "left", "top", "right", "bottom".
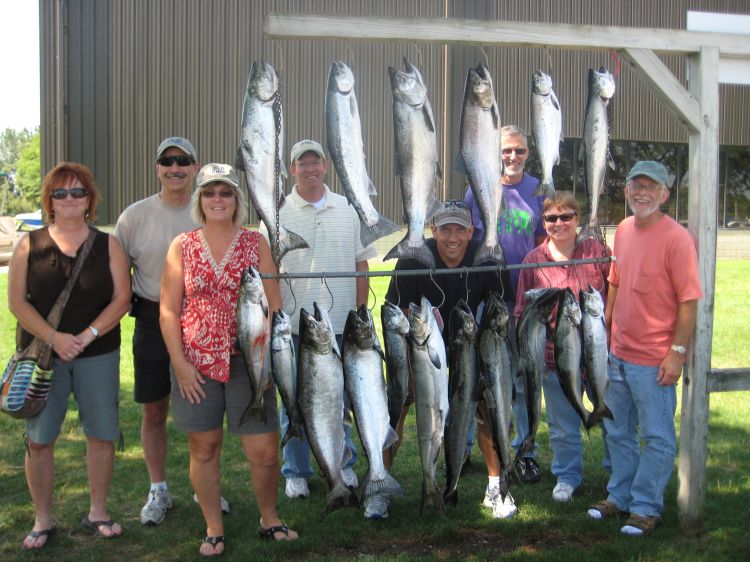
{"left": 114, "top": 136, "right": 199, "bottom": 526}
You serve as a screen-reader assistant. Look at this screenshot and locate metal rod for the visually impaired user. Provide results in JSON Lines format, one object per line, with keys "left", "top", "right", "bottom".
{"left": 258, "top": 256, "right": 615, "bottom": 279}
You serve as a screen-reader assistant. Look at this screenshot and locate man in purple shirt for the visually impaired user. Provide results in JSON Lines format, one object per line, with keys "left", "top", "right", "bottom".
{"left": 464, "top": 125, "right": 547, "bottom": 484}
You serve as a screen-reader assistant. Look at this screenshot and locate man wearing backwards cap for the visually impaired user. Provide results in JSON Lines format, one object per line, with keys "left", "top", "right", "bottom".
{"left": 115, "top": 137, "right": 228, "bottom": 525}
{"left": 385, "top": 200, "right": 517, "bottom": 519}
{"left": 586, "top": 160, "right": 702, "bottom": 537}
{"left": 262, "top": 139, "right": 377, "bottom": 513}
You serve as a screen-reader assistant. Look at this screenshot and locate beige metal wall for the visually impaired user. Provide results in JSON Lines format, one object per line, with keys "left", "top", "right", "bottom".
{"left": 40, "top": 0, "right": 750, "bottom": 224}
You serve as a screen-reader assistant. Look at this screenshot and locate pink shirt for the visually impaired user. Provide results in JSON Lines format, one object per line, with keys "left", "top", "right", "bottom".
{"left": 180, "top": 228, "right": 261, "bottom": 382}
{"left": 608, "top": 215, "right": 703, "bottom": 366}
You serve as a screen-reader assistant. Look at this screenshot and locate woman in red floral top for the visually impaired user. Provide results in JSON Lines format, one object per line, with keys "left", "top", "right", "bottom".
{"left": 161, "top": 163, "right": 298, "bottom": 555}
{"left": 514, "top": 191, "right": 611, "bottom": 506}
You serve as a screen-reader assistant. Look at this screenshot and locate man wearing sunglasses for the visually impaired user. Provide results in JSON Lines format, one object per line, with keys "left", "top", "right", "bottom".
{"left": 588, "top": 161, "right": 702, "bottom": 536}
{"left": 385, "top": 200, "right": 516, "bottom": 518}
{"left": 464, "top": 125, "right": 547, "bottom": 485}
{"left": 115, "top": 137, "right": 223, "bottom": 526}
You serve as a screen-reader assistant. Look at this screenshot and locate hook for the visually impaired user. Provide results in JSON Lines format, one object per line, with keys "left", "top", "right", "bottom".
{"left": 429, "top": 269, "right": 446, "bottom": 310}
{"left": 480, "top": 45, "right": 490, "bottom": 67}
{"left": 544, "top": 46, "right": 553, "bottom": 75}
{"left": 321, "top": 271, "right": 334, "bottom": 313}
{"left": 415, "top": 45, "right": 423, "bottom": 69}
{"left": 393, "top": 269, "right": 402, "bottom": 308}
{"left": 464, "top": 266, "right": 470, "bottom": 304}
{"left": 367, "top": 272, "right": 377, "bottom": 312}
{"left": 347, "top": 44, "right": 356, "bottom": 69}
{"left": 276, "top": 44, "right": 285, "bottom": 74}
{"left": 496, "top": 265, "right": 506, "bottom": 301}
{"left": 281, "top": 274, "right": 297, "bottom": 317}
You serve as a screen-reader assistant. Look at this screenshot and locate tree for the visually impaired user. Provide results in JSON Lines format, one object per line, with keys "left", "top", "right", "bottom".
{"left": 0, "top": 127, "right": 40, "bottom": 215}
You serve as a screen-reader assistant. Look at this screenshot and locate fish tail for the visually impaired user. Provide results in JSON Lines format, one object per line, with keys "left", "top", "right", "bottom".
{"left": 362, "top": 471, "right": 403, "bottom": 500}
{"left": 576, "top": 224, "right": 604, "bottom": 244}
{"left": 383, "top": 236, "right": 436, "bottom": 268}
{"left": 472, "top": 243, "right": 505, "bottom": 267}
{"left": 585, "top": 405, "right": 613, "bottom": 431}
{"left": 359, "top": 214, "right": 400, "bottom": 247}
{"left": 239, "top": 395, "right": 266, "bottom": 427}
{"left": 325, "top": 484, "right": 360, "bottom": 514}
{"left": 420, "top": 479, "right": 446, "bottom": 515}
{"left": 279, "top": 421, "right": 302, "bottom": 448}
{"left": 443, "top": 485, "right": 459, "bottom": 506}
{"left": 277, "top": 226, "right": 309, "bottom": 262}
{"left": 533, "top": 178, "right": 555, "bottom": 198}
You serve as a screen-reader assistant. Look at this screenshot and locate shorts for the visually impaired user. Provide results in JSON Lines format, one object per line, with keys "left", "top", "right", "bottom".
{"left": 132, "top": 297, "right": 171, "bottom": 404}
{"left": 171, "top": 355, "right": 279, "bottom": 435}
{"left": 25, "top": 349, "right": 121, "bottom": 445}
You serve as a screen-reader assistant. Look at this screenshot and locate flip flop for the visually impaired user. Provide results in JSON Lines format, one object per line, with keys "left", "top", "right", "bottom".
{"left": 200, "top": 536, "right": 225, "bottom": 557}
{"left": 81, "top": 516, "right": 122, "bottom": 538}
{"left": 21, "top": 526, "right": 57, "bottom": 549}
{"left": 258, "top": 522, "right": 294, "bottom": 541}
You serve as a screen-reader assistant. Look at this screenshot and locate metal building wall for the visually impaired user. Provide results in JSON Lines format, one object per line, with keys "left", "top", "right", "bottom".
{"left": 40, "top": 0, "right": 750, "bottom": 224}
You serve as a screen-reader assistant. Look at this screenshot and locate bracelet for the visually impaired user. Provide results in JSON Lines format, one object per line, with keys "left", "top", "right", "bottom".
{"left": 89, "top": 324, "right": 100, "bottom": 339}
{"left": 47, "top": 330, "right": 56, "bottom": 345}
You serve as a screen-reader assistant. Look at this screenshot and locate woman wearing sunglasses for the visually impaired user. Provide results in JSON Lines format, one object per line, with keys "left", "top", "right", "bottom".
{"left": 8, "top": 162, "right": 131, "bottom": 548}
{"left": 514, "top": 190, "right": 611, "bottom": 504}
{"left": 160, "top": 163, "right": 297, "bottom": 556}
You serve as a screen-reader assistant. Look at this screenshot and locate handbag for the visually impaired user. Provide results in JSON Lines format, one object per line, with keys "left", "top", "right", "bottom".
{"left": 1, "top": 228, "right": 97, "bottom": 419}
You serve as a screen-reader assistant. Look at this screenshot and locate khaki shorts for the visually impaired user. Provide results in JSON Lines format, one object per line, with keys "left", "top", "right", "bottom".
{"left": 171, "top": 355, "right": 278, "bottom": 435}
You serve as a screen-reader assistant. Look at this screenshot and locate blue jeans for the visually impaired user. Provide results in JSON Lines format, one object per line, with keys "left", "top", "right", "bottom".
{"left": 543, "top": 369, "right": 583, "bottom": 488}
{"left": 280, "top": 334, "right": 358, "bottom": 480}
{"left": 603, "top": 353, "right": 677, "bottom": 517}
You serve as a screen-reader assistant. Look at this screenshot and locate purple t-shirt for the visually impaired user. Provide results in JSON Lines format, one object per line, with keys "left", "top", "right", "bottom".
{"left": 464, "top": 172, "right": 546, "bottom": 290}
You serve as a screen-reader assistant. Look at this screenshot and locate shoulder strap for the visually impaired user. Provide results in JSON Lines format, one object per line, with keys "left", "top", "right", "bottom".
{"left": 45, "top": 228, "right": 98, "bottom": 329}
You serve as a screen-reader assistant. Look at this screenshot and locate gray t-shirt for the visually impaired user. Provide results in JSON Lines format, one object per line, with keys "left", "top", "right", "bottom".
{"left": 114, "top": 193, "right": 197, "bottom": 302}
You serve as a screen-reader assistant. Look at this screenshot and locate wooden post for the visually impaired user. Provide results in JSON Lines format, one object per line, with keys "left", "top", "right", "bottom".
{"left": 678, "top": 46, "right": 719, "bottom": 534}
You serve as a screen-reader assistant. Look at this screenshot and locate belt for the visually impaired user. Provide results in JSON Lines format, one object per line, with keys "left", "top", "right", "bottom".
{"left": 134, "top": 294, "right": 159, "bottom": 308}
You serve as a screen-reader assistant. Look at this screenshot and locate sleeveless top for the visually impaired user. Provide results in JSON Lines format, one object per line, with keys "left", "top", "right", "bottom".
{"left": 21, "top": 226, "right": 119, "bottom": 357}
{"left": 180, "top": 228, "right": 261, "bottom": 382}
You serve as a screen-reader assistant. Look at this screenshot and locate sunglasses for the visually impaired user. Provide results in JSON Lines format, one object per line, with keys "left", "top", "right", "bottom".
{"left": 501, "top": 147, "right": 527, "bottom": 156}
{"left": 201, "top": 189, "right": 236, "bottom": 199}
{"left": 157, "top": 155, "right": 194, "bottom": 167}
{"left": 543, "top": 212, "right": 577, "bottom": 223}
{"left": 51, "top": 187, "right": 89, "bottom": 200}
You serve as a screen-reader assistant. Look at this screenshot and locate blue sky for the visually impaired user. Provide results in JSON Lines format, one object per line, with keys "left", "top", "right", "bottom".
{"left": 0, "top": 2, "right": 40, "bottom": 132}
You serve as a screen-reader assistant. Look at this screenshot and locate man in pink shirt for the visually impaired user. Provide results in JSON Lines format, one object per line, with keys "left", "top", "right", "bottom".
{"left": 586, "top": 161, "right": 703, "bottom": 536}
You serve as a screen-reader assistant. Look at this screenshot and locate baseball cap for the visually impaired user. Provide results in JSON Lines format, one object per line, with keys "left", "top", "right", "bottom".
{"left": 156, "top": 136, "right": 198, "bottom": 160}
{"left": 433, "top": 200, "right": 472, "bottom": 228}
{"left": 626, "top": 160, "right": 671, "bottom": 187}
{"left": 196, "top": 163, "right": 240, "bottom": 189}
{"left": 290, "top": 139, "right": 326, "bottom": 163}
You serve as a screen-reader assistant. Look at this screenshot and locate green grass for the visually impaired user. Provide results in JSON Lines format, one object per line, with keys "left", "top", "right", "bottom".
{"left": 1, "top": 262, "right": 749, "bottom": 561}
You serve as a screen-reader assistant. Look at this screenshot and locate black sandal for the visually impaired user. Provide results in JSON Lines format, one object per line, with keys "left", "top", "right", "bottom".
{"left": 258, "top": 523, "right": 291, "bottom": 541}
{"left": 201, "top": 536, "right": 224, "bottom": 556}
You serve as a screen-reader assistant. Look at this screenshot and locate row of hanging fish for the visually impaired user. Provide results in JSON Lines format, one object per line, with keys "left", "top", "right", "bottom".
{"left": 515, "top": 286, "right": 613, "bottom": 461}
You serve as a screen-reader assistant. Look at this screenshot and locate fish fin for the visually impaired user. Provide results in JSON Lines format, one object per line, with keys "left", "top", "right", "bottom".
{"left": 491, "top": 100, "right": 501, "bottom": 131}
{"left": 359, "top": 214, "right": 400, "bottom": 247}
{"left": 421, "top": 480, "right": 446, "bottom": 515}
{"left": 443, "top": 487, "right": 459, "bottom": 506}
{"left": 362, "top": 471, "right": 403, "bottom": 500}
{"left": 383, "top": 237, "right": 435, "bottom": 267}
{"left": 342, "top": 408, "right": 354, "bottom": 427}
{"left": 576, "top": 225, "right": 605, "bottom": 245}
{"left": 607, "top": 150, "right": 616, "bottom": 170}
{"left": 427, "top": 345, "right": 442, "bottom": 370}
{"left": 551, "top": 89, "right": 561, "bottom": 111}
{"left": 427, "top": 192, "right": 442, "bottom": 218}
{"left": 325, "top": 484, "right": 359, "bottom": 514}
{"left": 368, "top": 177, "right": 377, "bottom": 196}
{"left": 234, "top": 146, "right": 245, "bottom": 171}
{"left": 473, "top": 243, "right": 505, "bottom": 267}
{"left": 452, "top": 151, "right": 468, "bottom": 175}
{"left": 279, "top": 421, "right": 302, "bottom": 448}
{"left": 276, "top": 226, "right": 309, "bottom": 262}
{"left": 435, "top": 161, "right": 443, "bottom": 183}
{"left": 533, "top": 179, "right": 555, "bottom": 199}
{"left": 394, "top": 154, "right": 403, "bottom": 177}
{"left": 383, "top": 425, "right": 399, "bottom": 450}
{"left": 423, "top": 99, "right": 437, "bottom": 133}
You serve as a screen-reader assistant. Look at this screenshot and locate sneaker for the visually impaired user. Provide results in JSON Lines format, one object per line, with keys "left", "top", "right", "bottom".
{"left": 140, "top": 489, "right": 172, "bottom": 526}
{"left": 285, "top": 477, "right": 310, "bottom": 499}
{"left": 552, "top": 482, "right": 575, "bottom": 502}
{"left": 192, "top": 493, "right": 231, "bottom": 514}
{"left": 363, "top": 495, "right": 389, "bottom": 520}
{"left": 491, "top": 490, "right": 518, "bottom": 519}
{"left": 515, "top": 457, "right": 542, "bottom": 484}
{"left": 483, "top": 484, "right": 500, "bottom": 508}
{"left": 342, "top": 467, "right": 358, "bottom": 489}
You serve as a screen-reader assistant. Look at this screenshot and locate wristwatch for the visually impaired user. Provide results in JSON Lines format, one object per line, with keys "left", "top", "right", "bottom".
{"left": 89, "top": 325, "right": 99, "bottom": 339}
{"left": 670, "top": 344, "right": 686, "bottom": 355}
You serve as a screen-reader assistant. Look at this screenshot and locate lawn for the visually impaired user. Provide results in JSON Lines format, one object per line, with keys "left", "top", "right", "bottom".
{"left": 0, "top": 261, "right": 749, "bottom": 561}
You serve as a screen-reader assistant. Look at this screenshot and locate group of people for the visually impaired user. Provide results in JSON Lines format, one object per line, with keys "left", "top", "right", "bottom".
{"left": 8, "top": 125, "right": 701, "bottom": 554}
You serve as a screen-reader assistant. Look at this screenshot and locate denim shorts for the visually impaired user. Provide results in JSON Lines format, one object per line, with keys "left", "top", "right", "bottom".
{"left": 25, "top": 349, "right": 121, "bottom": 444}
{"left": 171, "top": 355, "right": 278, "bottom": 435}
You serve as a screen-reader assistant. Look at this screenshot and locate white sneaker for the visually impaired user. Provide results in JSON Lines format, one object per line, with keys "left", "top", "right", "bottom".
{"left": 342, "top": 467, "right": 358, "bottom": 489}
{"left": 285, "top": 477, "right": 310, "bottom": 499}
{"left": 483, "top": 485, "right": 500, "bottom": 508}
{"left": 140, "top": 489, "right": 172, "bottom": 526}
{"left": 491, "top": 491, "right": 518, "bottom": 519}
{"left": 192, "top": 493, "right": 231, "bottom": 514}
{"left": 363, "top": 495, "right": 389, "bottom": 520}
{"left": 552, "top": 482, "right": 575, "bottom": 502}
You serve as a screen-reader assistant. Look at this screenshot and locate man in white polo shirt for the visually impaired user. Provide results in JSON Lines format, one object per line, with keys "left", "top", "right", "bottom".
{"left": 273, "top": 139, "right": 378, "bottom": 514}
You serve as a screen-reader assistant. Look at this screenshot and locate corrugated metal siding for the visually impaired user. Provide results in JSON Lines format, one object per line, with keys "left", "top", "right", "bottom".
{"left": 41, "top": 0, "right": 750, "bottom": 225}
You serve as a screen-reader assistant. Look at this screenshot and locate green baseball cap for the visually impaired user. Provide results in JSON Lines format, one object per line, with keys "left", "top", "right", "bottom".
{"left": 626, "top": 160, "right": 670, "bottom": 187}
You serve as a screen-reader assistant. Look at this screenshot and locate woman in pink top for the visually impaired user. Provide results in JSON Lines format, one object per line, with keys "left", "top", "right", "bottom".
{"left": 161, "top": 163, "right": 298, "bottom": 556}
{"left": 515, "top": 191, "right": 611, "bottom": 504}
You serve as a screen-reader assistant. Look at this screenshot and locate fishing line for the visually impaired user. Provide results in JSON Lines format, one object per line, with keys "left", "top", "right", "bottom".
{"left": 415, "top": 45, "right": 423, "bottom": 69}
{"left": 429, "top": 270, "right": 446, "bottom": 309}
{"left": 275, "top": 45, "right": 285, "bottom": 74}
{"left": 321, "top": 271, "right": 335, "bottom": 313}
{"left": 347, "top": 44, "right": 357, "bottom": 68}
{"left": 480, "top": 45, "right": 489, "bottom": 68}
{"left": 394, "top": 270, "right": 402, "bottom": 307}
{"left": 281, "top": 275, "right": 297, "bottom": 317}
{"left": 368, "top": 283, "right": 377, "bottom": 313}
{"left": 463, "top": 266, "right": 470, "bottom": 304}
{"left": 544, "top": 46, "right": 554, "bottom": 75}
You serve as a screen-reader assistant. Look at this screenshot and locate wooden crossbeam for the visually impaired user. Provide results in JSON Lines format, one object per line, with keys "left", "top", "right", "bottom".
{"left": 708, "top": 368, "right": 750, "bottom": 393}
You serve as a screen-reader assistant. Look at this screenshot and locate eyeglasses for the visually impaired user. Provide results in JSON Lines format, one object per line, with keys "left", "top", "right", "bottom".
{"left": 441, "top": 200, "right": 470, "bottom": 211}
{"left": 501, "top": 147, "right": 527, "bottom": 156}
{"left": 201, "top": 189, "right": 235, "bottom": 199}
{"left": 51, "top": 187, "right": 89, "bottom": 200}
{"left": 543, "top": 212, "right": 577, "bottom": 223}
{"left": 628, "top": 181, "right": 662, "bottom": 193}
{"left": 157, "top": 155, "right": 194, "bottom": 167}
